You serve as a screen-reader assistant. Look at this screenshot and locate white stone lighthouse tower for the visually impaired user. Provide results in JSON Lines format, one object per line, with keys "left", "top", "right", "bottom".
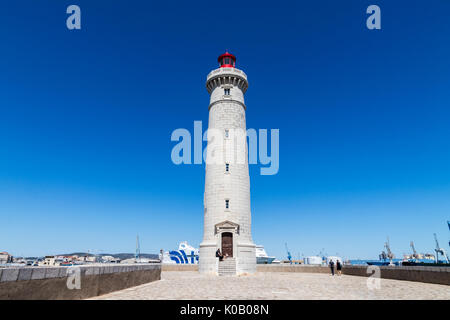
{"left": 199, "top": 52, "right": 256, "bottom": 275}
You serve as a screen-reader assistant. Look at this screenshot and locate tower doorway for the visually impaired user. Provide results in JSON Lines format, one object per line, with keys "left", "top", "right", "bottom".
{"left": 221, "top": 232, "right": 233, "bottom": 257}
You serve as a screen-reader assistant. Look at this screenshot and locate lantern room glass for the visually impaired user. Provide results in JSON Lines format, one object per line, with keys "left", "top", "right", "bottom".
{"left": 220, "top": 56, "right": 235, "bottom": 67}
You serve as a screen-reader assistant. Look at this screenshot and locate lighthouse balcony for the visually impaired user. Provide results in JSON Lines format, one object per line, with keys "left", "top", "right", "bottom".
{"left": 206, "top": 67, "right": 248, "bottom": 94}
{"left": 207, "top": 67, "right": 247, "bottom": 81}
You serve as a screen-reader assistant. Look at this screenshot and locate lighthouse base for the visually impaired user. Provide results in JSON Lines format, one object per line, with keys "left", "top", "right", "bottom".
{"left": 199, "top": 241, "right": 256, "bottom": 275}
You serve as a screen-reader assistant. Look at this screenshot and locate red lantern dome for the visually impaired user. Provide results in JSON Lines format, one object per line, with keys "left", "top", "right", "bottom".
{"left": 218, "top": 51, "right": 236, "bottom": 68}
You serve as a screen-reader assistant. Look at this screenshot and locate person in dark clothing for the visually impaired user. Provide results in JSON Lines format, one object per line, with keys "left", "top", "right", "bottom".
{"left": 336, "top": 260, "right": 342, "bottom": 276}
{"left": 329, "top": 260, "right": 335, "bottom": 276}
{"left": 216, "top": 249, "right": 223, "bottom": 261}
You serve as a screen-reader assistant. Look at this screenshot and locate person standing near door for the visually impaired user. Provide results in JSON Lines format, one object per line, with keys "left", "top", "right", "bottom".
{"left": 216, "top": 248, "right": 223, "bottom": 261}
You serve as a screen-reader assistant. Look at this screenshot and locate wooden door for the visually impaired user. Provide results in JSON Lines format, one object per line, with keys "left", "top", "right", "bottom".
{"left": 221, "top": 232, "right": 233, "bottom": 257}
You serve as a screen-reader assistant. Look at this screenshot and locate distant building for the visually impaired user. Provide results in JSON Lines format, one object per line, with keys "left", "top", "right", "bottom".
{"left": 76, "top": 255, "right": 88, "bottom": 262}
{"left": 101, "top": 255, "right": 116, "bottom": 262}
{"left": 40, "top": 256, "right": 62, "bottom": 266}
{"left": 13, "top": 257, "right": 27, "bottom": 264}
{"left": 0, "top": 252, "right": 13, "bottom": 264}
{"left": 101, "top": 255, "right": 121, "bottom": 263}
{"left": 120, "top": 258, "right": 136, "bottom": 264}
{"left": 85, "top": 256, "right": 97, "bottom": 263}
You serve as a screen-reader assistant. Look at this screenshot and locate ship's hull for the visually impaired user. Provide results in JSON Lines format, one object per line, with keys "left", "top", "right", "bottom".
{"left": 401, "top": 261, "right": 450, "bottom": 267}
{"left": 366, "top": 261, "right": 400, "bottom": 266}
{"left": 257, "top": 256, "right": 276, "bottom": 264}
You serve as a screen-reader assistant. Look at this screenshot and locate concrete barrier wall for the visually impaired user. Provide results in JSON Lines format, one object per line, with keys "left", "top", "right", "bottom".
{"left": 342, "top": 265, "right": 450, "bottom": 286}
{"left": 257, "top": 264, "right": 450, "bottom": 286}
{"left": 0, "top": 264, "right": 161, "bottom": 300}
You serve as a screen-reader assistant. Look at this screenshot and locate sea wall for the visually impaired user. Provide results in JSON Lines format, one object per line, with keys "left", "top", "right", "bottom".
{"left": 0, "top": 263, "right": 161, "bottom": 300}
{"left": 342, "top": 265, "right": 450, "bottom": 286}
{"left": 257, "top": 264, "right": 450, "bottom": 286}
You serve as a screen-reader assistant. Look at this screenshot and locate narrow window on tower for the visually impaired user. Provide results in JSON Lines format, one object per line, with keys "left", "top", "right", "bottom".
{"left": 225, "top": 199, "right": 230, "bottom": 209}
{"left": 225, "top": 163, "right": 229, "bottom": 173}
{"left": 224, "top": 88, "right": 230, "bottom": 96}
{"left": 225, "top": 129, "right": 229, "bottom": 138}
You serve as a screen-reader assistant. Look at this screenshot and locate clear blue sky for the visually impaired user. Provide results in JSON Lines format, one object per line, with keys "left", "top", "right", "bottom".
{"left": 0, "top": 0, "right": 449, "bottom": 259}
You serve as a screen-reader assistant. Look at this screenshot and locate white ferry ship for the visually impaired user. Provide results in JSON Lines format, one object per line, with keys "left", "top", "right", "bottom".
{"left": 256, "top": 245, "right": 276, "bottom": 264}
{"left": 161, "top": 241, "right": 199, "bottom": 264}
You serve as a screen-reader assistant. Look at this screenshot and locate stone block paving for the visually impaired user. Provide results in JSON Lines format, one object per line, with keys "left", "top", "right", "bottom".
{"left": 91, "top": 271, "right": 450, "bottom": 300}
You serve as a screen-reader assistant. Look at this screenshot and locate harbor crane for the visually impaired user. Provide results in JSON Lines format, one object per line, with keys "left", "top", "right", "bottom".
{"left": 433, "top": 233, "right": 449, "bottom": 264}
{"left": 384, "top": 237, "right": 395, "bottom": 266}
{"left": 379, "top": 250, "right": 387, "bottom": 262}
{"left": 285, "top": 243, "right": 292, "bottom": 264}
{"left": 448, "top": 221, "right": 450, "bottom": 248}
{"left": 135, "top": 234, "right": 141, "bottom": 263}
{"left": 410, "top": 241, "right": 419, "bottom": 260}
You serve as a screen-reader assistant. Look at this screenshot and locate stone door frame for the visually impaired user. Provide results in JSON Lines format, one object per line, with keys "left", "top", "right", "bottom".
{"left": 214, "top": 220, "right": 239, "bottom": 259}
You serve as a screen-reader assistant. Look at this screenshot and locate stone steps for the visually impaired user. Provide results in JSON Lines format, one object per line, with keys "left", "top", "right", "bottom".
{"left": 218, "top": 258, "right": 236, "bottom": 276}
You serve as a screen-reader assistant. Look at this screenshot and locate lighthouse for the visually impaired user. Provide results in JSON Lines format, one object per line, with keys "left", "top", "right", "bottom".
{"left": 199, "top": 52, "right": 256, "bottom": 275}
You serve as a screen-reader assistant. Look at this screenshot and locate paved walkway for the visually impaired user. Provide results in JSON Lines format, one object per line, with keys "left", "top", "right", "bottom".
{"left": 91, "top": 271, "right": 450, "bottom": 300}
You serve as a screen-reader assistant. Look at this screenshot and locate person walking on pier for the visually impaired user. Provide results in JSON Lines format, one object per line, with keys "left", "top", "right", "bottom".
{"left": 329, "top": 260, "right": 335, "bottom": 276}
{"left": 336, "top": 260, "right": 342, "bottom": 276}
